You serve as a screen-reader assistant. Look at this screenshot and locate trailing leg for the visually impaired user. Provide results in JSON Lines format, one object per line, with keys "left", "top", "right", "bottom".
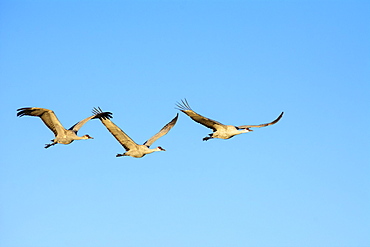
{"left": 44, "top": 141, "right": 57, "bottom": 149}
{"left": 203, "top": 134, "right": 213, "bottom": 141}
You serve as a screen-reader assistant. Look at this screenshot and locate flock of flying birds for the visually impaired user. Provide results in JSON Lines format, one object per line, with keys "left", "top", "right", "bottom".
{"left": 17, "top": 99, "right": 284, "bottom": 158}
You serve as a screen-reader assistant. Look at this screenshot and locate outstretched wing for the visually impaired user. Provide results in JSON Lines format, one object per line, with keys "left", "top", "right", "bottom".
{"left": 68, "top": 115, "right": 95, "bottom": 133}
{"left": 238, "top": 112, "right": 284, "bottom": 129}
{"left": 17, "top": 107, "right": 65, "bottom": 136}
{"left": 69, "top": 108, "right": 113, "bottom": 133}
{"left": 176, "top": 99, "right": 223, "bottom": 131}
{"left": 92, "top": 107, "right": 137, "bottom": 151}
{"left": 144, "top": 113, "right": 179, "bottom": 147}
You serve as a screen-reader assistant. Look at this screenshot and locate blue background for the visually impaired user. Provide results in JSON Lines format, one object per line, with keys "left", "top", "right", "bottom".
{"left": 1, "top": 1, "right": 369, "bottom": 246}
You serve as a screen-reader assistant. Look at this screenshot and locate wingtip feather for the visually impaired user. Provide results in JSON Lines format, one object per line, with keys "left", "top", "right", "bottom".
{"left": 92, "top": 107, "right": 113, "bottom": 120}
{"left": 175, "top": 98, "right": 192, "bottom": 111}
{"left": 16, "top": 107, "right": 33, "bottom": 117}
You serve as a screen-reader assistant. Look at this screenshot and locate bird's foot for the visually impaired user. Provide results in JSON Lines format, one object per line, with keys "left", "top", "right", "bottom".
{"left": 203, "top": 136, "right": 212, "bottom": 141}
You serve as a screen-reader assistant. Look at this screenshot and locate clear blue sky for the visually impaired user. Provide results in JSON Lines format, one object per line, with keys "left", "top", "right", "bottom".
{"left": 1, "top": 1, "right": 369, "bottom": 246}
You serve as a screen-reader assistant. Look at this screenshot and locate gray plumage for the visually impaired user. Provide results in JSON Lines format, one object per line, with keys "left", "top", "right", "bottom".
{"left": 92, "top": 107, "right": 178, "bottom": 158}
{"left": 17, "top": 107, "right": 110, "bottom": 148}
{"left": 176, "top": 99, "right": 283, "bottom": 141}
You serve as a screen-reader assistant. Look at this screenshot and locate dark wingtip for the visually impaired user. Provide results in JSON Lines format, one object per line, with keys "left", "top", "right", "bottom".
{"left": 271, "top": 112, "right": 284, "bottom": 125}
{"left": 16, "top": 107, "right": 32, "bottom": 117}
{"left": 92, "top": 107, "right": 113, "bottom": 120}
{"left": 175, "top": 98, "right": 191, "bottom": 111}
{"left": 171, "top": 113, "right": 179, "bottom": 124}
{"left": 94, "top": 112, "right": 113, "bottom": 120}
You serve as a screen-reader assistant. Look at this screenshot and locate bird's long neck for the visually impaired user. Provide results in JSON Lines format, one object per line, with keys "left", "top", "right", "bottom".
{"left": 235, "top": 127, "right": 252, "bottom": 134}
{"left": 74, "top": 135, "right": 91, "bottom": 140}
{"left": 145, "top": 146, "right": 163, "bottom": 154}
{"left": 240, "top": 129, "right": 252, "bottom": 134}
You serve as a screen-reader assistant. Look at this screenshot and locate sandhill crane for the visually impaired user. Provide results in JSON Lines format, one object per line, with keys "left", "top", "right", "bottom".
{"left": 92, "top": 107, "right": 178, "bottom": 158}
{"left": 17, "top": 107, "right": 111, "bottom": 148}
{"left": 176, "top": 99, "right": 283, "bottom": 141}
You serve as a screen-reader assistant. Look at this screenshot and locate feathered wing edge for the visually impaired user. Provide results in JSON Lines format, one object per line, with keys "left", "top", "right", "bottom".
{"left": 238, "top": 112, "right": 284, "bottom": 129}
{"left": 69, "top": 108, "right": 112, "bottom": 133}
{"left": 17, "top": 107, "right": 64, "bottom": 136}
{"left": 91, "top": 107, "right": 113, "bottom": 121}
{"left": 175, "top": 99, "right": 223, "bottom": 131}
{"left": 175, "top": 98, "right": 193, "bottom": 112}
{"left": 144, "top": 113, "right": 179, "bottom": 147}
{"left": 91, "top": 107, "right": 136, "bottom": 151}
{"left": 68, "top": 107, "right": 114, "bottom": 132}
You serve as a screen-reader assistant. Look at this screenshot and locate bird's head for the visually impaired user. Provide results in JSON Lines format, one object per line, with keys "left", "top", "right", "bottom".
{"left": 236, "top": 127, "right": 253, "bottom": 133}
{"left": 83, "top": 134, "right": 94, "bottom": 139}
{"left": 157, "top": 146, "right": 166, "bottom": 151}
{"left": 240, "top": 128, "right": 253, "bottom": 133}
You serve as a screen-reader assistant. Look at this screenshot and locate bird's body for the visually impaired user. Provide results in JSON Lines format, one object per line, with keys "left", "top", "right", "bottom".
{"left": 209, "top": 125, "right": 249, "bottom": 140}
{"left": 116, "top": 145, "right": 165, "bottom": 158}
{"left": 52, "top": 131, "right": 87, "bottom": 145}
{"left": 92, "top": 107, "right": 178, "bottom": 158}
{"left": 17, "top": 107, "right": 108, "bottom": 148}
{"left": 176, "top": 99, "right": 283, "bottom": 141}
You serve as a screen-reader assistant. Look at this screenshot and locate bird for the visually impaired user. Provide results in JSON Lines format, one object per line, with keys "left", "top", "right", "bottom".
{"left": 17, "top": 107, "right": 111, "bottom": 148}
{"left": 92, "top": 107, "right": 179, "bottom": 158}
{"left": 176, "top": 99, "right": 283, "bottom": 141}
